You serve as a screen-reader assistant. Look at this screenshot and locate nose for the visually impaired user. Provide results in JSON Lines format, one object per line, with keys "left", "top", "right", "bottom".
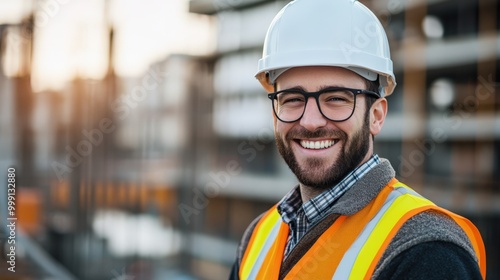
{"left": 299, "top": 97, "right": 328, "bottom": 131}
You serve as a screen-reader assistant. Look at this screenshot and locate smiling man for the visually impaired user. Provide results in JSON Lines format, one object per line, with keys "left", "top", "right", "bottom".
{"left": 229, "top": 0, "right": 486, "bottom": 279}
{"left": 273, "top": 66, "right": 381, "bottom": 200}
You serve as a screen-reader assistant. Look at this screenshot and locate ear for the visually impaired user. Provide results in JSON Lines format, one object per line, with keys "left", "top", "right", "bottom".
{"left": 369, "top": 98, "right": 388, "bottom": 136}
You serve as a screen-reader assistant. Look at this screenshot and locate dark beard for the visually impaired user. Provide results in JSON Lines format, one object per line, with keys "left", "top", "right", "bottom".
{"left": 275, "top": 112, "right": 371, "bottom": 190}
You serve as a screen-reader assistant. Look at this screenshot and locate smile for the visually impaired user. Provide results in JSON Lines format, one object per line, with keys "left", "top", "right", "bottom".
{"left": 299, "top": 139, "right": 337, "bottom": 150}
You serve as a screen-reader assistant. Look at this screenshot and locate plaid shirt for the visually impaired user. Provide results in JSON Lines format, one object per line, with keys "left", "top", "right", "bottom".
{"left": 277, "top": 154, "right": 381, "bottom": 258}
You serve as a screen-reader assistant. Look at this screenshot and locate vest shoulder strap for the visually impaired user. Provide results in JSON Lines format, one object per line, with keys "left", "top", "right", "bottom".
{"left": 239, "top": 206, "right": 289, "bottom": 280}
{"left": 350, "top": 180, "right": 486, "bottom": 279}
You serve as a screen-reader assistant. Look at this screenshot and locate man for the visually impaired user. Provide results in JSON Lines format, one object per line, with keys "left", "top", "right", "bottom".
{"left": 229, "top": 0, "right": 486, "bottom": 279}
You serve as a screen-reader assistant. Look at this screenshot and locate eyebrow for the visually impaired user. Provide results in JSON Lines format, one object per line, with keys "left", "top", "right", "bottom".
{"left": 281, "top": 86, "right": 305, "bottom": 91}
{"left": 280, "top": 85, "right": 347, "bottom": 92}
{"left": 319, "top": 84, "right": 349, "bottom": 90}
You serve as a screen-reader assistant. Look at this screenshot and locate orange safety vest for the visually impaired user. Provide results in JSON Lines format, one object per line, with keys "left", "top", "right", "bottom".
{"left": 239, "top": 178, "right": 486, "bottom": 280}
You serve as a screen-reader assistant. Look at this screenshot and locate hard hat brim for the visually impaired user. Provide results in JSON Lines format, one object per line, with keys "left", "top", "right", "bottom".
{"left": 256, "top": 49, "right": 396, "bottom": 96}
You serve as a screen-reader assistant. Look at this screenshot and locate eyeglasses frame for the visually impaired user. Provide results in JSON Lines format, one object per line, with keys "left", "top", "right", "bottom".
{"left": 267, "top": 86, "right": 380, "bottom": 123}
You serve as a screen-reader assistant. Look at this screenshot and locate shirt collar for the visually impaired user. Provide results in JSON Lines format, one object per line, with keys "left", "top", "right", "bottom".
{"left": 277, "top": 154, "right": 381, "bottom": 225}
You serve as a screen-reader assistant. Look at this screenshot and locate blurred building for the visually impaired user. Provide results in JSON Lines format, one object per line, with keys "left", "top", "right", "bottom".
{"left": 0, "top": 16, "right": 214, "bottom": 278}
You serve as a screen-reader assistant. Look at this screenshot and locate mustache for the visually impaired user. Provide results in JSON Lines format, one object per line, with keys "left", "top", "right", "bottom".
{"left": 285, "top": 127, "right": 347, "bottom": 140}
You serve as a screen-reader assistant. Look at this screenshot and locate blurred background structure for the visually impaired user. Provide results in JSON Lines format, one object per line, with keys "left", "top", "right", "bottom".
{"left": 0, "top": 0, "right": 498, "bottom": 279}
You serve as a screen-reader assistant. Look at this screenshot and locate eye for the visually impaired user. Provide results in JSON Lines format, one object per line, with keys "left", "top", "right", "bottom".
{"left": 326, "top": 95, "right": 348, "bottom": 102}
{"left": 278, "top": 92, "right": 305, "bottom": 105}
{"left": 321, "top": 90, "right": 354, "bottom": 103}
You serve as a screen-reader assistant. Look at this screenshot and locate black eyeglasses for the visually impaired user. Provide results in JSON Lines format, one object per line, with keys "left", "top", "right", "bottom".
{"left": 268, "top": 87, "right": 380, "bottom": 123}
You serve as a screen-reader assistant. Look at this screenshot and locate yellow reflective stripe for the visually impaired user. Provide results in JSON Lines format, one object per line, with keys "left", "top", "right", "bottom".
{"left": 395, "top": 183, "right": 424, "bottom": 198}
{"left": 348, "top": 186, "right": 434, "bottom": 280}
{"left": 332, "top": 190, "right": 401, "bottom": 279}
{"left": 240, "top": 208, "right": 281, "bottom": 280}
{"left": 248, "top": 222, "right": 282, "bottom": 279}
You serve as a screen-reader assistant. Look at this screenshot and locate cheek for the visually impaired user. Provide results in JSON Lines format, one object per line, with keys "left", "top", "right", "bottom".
{"left": 272, "top": 110, "right": 283, "bottom": 134}
{"left": 275, "top": 121, "right": 296, "bottom": 144}
{"left": 348, "top": 104, "right": 368, "bottom": 128}
{"left": 274, "top": 121, "right": 287, "bottom": 138}
{"left": 336, "top": 114, "right": 365, "bottom": 140}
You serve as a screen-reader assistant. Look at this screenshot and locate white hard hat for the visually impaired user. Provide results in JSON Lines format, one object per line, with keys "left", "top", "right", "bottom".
{"left": 256, "top": 0, "right": 396, "bottom": 96}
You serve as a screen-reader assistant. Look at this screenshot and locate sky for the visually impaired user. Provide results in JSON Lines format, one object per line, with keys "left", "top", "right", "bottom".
{"left": 0, "top": 0, "right": 215, "bottom": 91}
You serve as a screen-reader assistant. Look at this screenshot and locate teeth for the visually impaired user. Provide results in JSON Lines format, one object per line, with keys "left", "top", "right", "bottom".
{"left": 300, "top": 140, "right": 335, "bottom": 150}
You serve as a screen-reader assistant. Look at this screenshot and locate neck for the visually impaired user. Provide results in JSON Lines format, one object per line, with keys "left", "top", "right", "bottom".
{"left": 299, "top": 184, "right": 325, "bottom": 203}
{"left": 299, "top": 152, "right": 375, "bottom": 203}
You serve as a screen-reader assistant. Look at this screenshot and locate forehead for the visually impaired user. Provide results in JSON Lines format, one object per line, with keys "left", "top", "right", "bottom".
{"left": 276, "top": 66, "right": 366, "bottom": 91}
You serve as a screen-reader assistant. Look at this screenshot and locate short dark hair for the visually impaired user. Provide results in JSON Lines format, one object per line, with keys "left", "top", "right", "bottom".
{"left": 364, "top": 78, "right": 380, "bottom": 141}
{"left": 364, "top": 77, "right": 380, "bottom": 110}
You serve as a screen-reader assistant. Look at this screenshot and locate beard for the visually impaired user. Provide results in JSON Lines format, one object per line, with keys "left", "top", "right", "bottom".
{"left": 275, "top": 112, "right": 371, "bottom": 190}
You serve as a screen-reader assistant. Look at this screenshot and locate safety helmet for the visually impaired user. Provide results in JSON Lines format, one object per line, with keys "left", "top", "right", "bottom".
{"left": 256, "top": 0, "right": 396, "bottom": 96}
